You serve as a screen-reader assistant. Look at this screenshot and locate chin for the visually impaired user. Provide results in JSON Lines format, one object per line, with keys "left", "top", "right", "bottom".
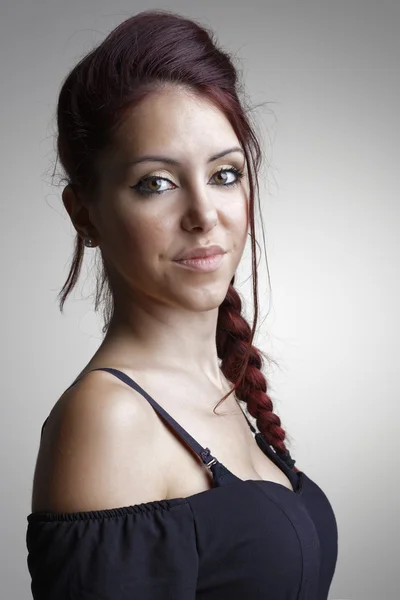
{"left": 176, "top": 282, "right": 232, "bottom": 312}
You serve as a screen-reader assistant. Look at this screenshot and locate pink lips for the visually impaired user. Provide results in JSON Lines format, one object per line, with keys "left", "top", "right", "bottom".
{"left": 174, "top": 253, "right": 225, "bottom": 272}
{"left": 173, "top": 244, "right": 225, "bottom": 261}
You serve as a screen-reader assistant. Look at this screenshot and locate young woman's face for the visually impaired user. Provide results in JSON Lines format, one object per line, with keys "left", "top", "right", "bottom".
{"left": 91, "top": 86, "right": 250, "bottom": 313}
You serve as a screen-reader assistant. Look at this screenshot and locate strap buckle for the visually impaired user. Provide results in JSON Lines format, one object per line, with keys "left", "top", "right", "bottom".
{"left": 200, "top": 447, "right": 217, "bottom": 469}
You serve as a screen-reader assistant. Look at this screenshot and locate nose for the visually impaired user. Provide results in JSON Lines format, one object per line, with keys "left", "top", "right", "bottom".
{"left": 180, "top": 184, "right": 218, "bottom": 233}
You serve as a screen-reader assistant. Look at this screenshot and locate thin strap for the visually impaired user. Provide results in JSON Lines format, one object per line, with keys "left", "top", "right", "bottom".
{"left": 238, "top": 404, "right": 257, "bottom": 434}
{"left": 64, "top": 367, "right": 257, "bottom": 435}
{"left": 96, "top": 368, "right": 296, "bottom": 473}
{"left": 63, "top": 365, "right": 256, "bottom": 433}
{"left": 40, "top": 367, "right": 296, "bottom": 474}
{"left": 66, "top": 367, "right": 256, "bottom": 434}
{"left": 67, "top": 367, "right": 219, "bottom": 469}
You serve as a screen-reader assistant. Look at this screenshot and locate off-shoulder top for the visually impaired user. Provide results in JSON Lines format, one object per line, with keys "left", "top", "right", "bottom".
{"left": 26, "top": 367, "right": 338, "bottom": 599}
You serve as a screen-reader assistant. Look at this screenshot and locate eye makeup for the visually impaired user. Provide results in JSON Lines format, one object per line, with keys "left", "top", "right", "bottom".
{"left": 129, "top": 165, "right": 246, "bottom": 197}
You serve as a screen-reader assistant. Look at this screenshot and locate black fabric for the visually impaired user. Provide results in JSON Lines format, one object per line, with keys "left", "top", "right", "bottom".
{"left": 27, "top": 367, "right": 338, "bottom": 599}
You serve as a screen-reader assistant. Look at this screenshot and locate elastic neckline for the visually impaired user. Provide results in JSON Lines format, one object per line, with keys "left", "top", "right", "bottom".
{"left": 27, "top": 472, "right": 305, "bottom": 523}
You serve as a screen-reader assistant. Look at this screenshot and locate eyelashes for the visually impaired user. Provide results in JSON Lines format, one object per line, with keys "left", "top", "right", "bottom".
{"left": 129, "top": 166, "right": 245, "bottom": 197}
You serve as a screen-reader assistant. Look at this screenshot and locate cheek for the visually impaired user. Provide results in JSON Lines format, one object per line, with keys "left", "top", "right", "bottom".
{"left": 114, "top": 208, "right": 172, "bottom": 265}
{"left": 227, "top": 193, "right": 249, "bottom": 246}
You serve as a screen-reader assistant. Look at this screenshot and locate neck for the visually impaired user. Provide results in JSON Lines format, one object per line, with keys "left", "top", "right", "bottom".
{"left": 101, "top": 305, "right": 224, "bottom": 387}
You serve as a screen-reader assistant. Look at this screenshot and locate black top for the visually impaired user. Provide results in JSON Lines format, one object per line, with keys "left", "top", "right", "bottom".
{"left": 26, "top": 367, "right": 338, "bottom": 599}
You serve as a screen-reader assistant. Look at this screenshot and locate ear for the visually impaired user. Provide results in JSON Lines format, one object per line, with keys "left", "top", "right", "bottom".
{"left": 62, "top": 184, "right": 99, "bottom": 245}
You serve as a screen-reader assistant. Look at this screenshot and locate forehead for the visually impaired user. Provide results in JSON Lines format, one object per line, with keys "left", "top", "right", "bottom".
{"left": 112, "top": 86, "right": 240, "bottom": 162}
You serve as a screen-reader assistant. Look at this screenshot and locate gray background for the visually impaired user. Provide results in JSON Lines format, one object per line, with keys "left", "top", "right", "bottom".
{"left": 1, "top": 1, "right": 399, "bottom": 599}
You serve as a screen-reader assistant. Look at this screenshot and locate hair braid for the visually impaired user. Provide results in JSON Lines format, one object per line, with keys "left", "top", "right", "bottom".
{"left": 216, "top": 281, "right": 298, "bottom": 472}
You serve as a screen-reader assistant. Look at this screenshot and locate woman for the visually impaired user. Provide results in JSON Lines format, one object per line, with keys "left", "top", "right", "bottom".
{"left": 26, "top": 9, "right": 338, "bottom": 599}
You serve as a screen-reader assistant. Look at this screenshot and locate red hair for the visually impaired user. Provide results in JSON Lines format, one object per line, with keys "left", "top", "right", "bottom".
{"left": 56, "top": 9, "right": 298, "bottom": 471}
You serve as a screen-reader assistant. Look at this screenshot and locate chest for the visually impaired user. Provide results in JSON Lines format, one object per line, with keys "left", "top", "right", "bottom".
{"left": 139, "top": 374, "right": 294, "bottom": 498}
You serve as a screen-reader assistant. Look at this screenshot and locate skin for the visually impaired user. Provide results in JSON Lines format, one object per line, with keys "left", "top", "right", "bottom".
{"left": 63, "top": 85, "right": 250, "bottom": 388}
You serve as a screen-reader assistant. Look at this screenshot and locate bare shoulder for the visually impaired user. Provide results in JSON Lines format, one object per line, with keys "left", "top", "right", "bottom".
{"left": 31, "top": 369, "right": 169, "bottom": 514}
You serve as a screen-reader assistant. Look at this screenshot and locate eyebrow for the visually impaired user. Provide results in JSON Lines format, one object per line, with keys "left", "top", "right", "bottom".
{"left": 125, "top": 146, "right": 245, "bottom": 167}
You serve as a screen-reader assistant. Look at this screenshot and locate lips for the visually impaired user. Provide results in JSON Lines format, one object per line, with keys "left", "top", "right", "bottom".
{"left": 174, "top": 244, "right": 225, "bottom": 261}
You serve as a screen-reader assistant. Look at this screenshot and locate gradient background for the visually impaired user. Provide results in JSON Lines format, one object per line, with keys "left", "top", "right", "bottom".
{"left": 1, "top": 1, "right": 399, "bottom": 599}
